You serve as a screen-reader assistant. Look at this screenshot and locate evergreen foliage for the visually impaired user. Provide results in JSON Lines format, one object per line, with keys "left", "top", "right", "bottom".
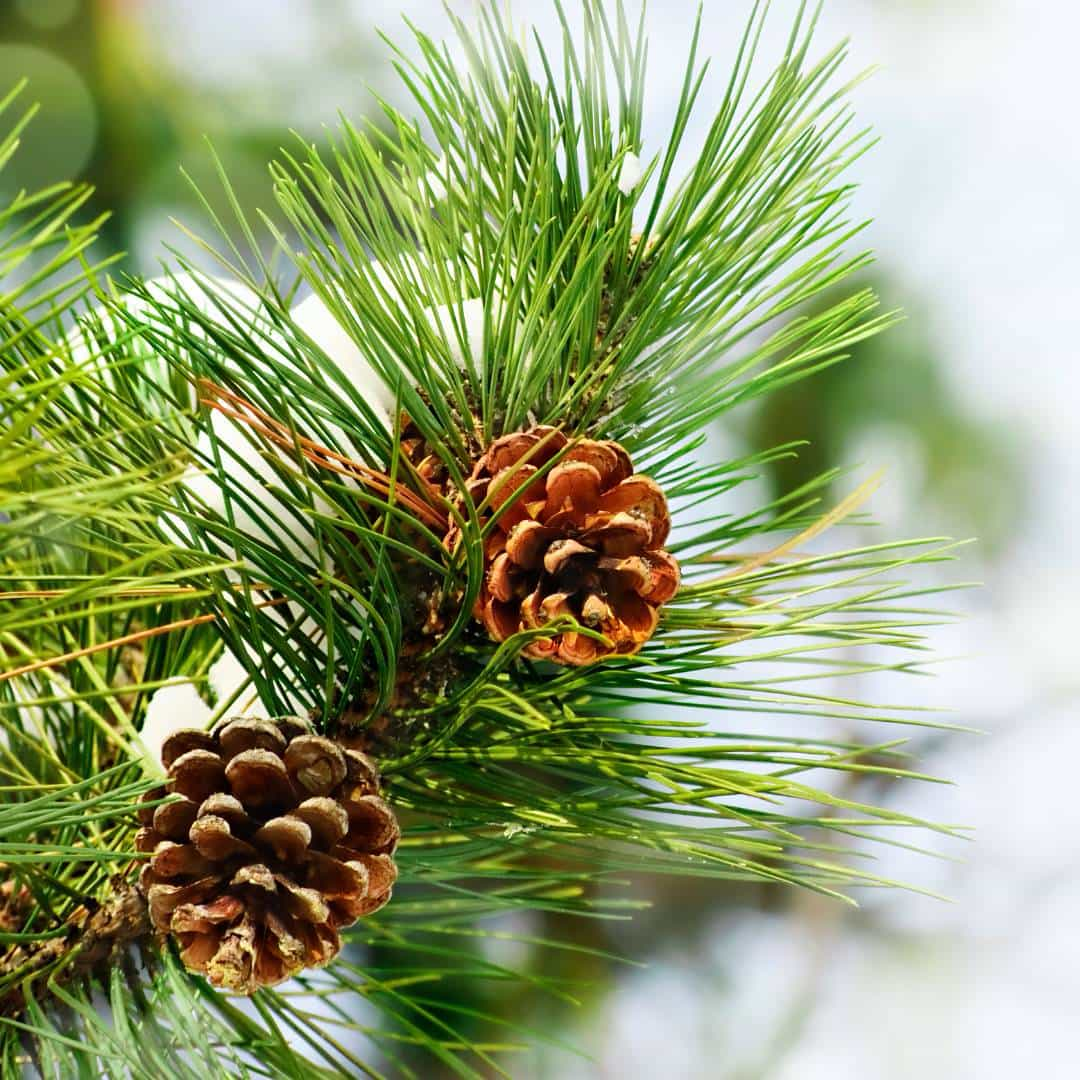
{"left": 0, "top": 4, "right": 961, "bottom": 1075}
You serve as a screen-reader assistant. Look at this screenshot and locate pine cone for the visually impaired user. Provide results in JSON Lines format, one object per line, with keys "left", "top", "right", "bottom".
{"left": 136, "top": 717, "right": 399, "bottom": 993}
{"left": 450, "top": 426, "right": 680, "bottom": 665}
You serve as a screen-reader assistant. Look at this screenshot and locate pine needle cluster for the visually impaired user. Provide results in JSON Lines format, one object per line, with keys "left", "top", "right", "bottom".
{"left": 0, "top": 4, "right": 962, "bottom": 1076}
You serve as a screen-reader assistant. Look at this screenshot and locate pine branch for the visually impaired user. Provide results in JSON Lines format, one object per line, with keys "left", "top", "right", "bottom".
{"left": 0, "top": 4, "right": 966, "bottom": 1075}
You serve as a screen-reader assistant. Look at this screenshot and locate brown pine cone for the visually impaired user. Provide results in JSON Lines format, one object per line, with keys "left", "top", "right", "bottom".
{"left": 136, "top": 717, "right": 398, "bottom": 994}
{"left": 450, "top": 426, "right": 680, "bottom": 665}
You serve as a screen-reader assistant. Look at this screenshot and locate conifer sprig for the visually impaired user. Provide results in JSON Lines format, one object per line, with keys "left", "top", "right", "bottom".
{"left": 0, "top": 3, "right": 963, "bottom": 1075}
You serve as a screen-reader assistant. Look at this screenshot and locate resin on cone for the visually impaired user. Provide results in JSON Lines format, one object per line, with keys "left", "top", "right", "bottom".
{"left": 136, "top": 716, "right": 398, "bottom": 993}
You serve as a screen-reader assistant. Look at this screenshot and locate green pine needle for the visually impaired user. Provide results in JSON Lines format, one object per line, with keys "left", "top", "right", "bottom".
{"left": 0, "top": 3, "right": 965, "bottom": 1075}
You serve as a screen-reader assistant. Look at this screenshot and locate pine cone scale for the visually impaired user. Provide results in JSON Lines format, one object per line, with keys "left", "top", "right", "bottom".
{"left": 505, "top": 520, "right": 560, "bottom": 568}
{"left": 289, "top": 796, "right": 349, "bottom": 847}
{"left": 189, "top": 816, "right": 252, "bottom": 861}
{"left": 170, "top": 750, "right": 227, "bottom": 803}
{"left": 254, "top": 817, "right": 311, "bottom": 862}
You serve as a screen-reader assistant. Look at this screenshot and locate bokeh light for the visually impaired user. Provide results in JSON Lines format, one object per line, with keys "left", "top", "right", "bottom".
{"left": 0, "top": 44, "right": 95, "bottom": 191}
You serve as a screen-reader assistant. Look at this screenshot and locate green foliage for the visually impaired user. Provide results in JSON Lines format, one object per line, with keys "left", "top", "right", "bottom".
{"left": 0, "top": 4, "right": 963, "bottom": 1076}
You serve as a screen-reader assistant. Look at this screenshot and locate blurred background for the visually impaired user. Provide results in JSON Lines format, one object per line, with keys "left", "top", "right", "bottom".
{"left": 1, "top": 0, "right": 1074, "bottom": 1076}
